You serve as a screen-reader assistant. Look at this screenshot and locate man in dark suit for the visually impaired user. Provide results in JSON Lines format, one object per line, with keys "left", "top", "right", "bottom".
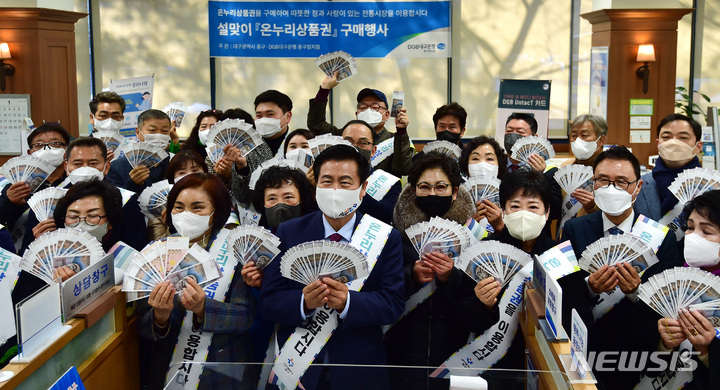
{"left": 561, "top": 146, "right": 682, "bottom": 390}
{"left": 259, "top": 145, "right": 404, "bottom": 390}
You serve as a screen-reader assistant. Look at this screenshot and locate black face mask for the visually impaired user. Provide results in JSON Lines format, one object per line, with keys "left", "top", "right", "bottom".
{"left": 436, "top": 130, "right": 462, "bottom": 145}
{"left": 416, "top": 195, "right": 453, "bottom": 218}
{"left": 356, "top": 147, "right": 373, "bottom": 163}
{"left": 265, "top": 203, "right": 302, "bottom": 230}
{"left": 504, "top": 133, "right": 523, "bottom": 155}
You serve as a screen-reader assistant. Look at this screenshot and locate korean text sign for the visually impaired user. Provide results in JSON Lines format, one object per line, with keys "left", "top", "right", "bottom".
{"left": 208, "top": 1, "right": 451, "bottom": 58}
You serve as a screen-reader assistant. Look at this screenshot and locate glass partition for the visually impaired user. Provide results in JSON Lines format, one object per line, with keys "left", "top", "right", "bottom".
{"left": 164, "top": 361, "right": 571, "bottom": 389}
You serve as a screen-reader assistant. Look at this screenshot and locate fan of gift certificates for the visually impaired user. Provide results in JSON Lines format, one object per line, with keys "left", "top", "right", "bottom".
{"left": 315, "top": 51, "right": 358, "bottom": 81}
{"left": 422, "top": 140, "right": 462, "bottom": 160}
{"left": 92, "top": 130, "right": 126, "bottom": 153}
{"left": 579, "top": 233, "right": 659, "bottom": 274}
{"left": 138, "top": 180, "right": 173, "bottom": 219}
{"left": 510, "top": 136, "right": 556, "bottom": 164}
{"left": 0, "top": 155, "right": 57, "bottom": 193}
{"left": 462, "top": 176, "right": 501, "bottom": 206}
{"left": 405, "top": 217, "right": 472, "bottom": 259}
{"left": 307, "top": 134, "right": 352, "bottom": 158}
{"left": 27, "top": 187, "right": 67, "bottom": 221}
{"left": 122, "top": 237, "right": 222, "bottom": 301}
{"left": 205, "top": 143, "right": 224, "bottom": 166}
{"left": 555, "top": 164, "right": 594, "bottom": 195}
{"left": 456, "top": 241, "right": 532, "bottom": 289}
{"left": 20, "top": 228, "right": 106, "bottom": 284}
{"left": 206, "top": 118, "right": 263, "bottom": 158}
{"left": 162, "top": 102, "right": 188, "bottom": 127}
{"left": 248, "top": 152, "right": 313, "bottom": 190}
{"left": 639, "top": 267, "right": 720, "bottom": 320}
{"left": 117, "top": 142, "right": 169, "bottom": 169}
{"left": 668, "top": 167, "right": 720, "bottom": 204}
{"left": 226, "top": 225, "right": 281, "bottom": 270}
{"left": 280, "top": 240, "right": 368, "bottom": 285}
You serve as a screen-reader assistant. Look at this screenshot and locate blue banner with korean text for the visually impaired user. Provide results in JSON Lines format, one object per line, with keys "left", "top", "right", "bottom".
{"left": 208, "top": 1, "right": 451, "bottom": 58}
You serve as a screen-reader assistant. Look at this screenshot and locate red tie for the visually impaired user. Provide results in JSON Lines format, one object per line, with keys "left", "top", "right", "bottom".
{"left": 328, "top": 233, "right": 343, "bottom": 242}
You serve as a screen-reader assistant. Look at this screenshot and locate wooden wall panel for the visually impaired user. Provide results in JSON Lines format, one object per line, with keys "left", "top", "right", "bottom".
{"left": 0, "top": 8, "right": 86, "bottom": 165}
{"left": 582, "top": 9, "right": 692, "bottom": 166}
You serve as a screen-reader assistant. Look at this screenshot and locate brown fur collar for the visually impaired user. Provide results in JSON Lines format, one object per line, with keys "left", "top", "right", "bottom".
{"left": 393, "top": 184, "right": 476, "bottom": 233}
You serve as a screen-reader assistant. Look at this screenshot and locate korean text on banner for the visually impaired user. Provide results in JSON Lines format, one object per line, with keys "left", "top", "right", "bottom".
{"left": 208, "top": 1, "right": 451, "bottom": 58}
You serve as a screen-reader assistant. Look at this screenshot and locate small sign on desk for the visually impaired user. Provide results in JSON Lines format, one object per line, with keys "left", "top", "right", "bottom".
{"left": 62, "top": 254, "right": 115, "bottom": 320}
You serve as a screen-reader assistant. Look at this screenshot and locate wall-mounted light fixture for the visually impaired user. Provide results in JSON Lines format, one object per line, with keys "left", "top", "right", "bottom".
{"left": 636, "top": 44, "right": 655, "bottom": 94}
{"left": 0, "top": 43, "right": 15, "bottom": 92}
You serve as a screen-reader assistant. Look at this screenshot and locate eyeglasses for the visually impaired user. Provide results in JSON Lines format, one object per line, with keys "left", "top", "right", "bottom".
{"left": 415, "top": 182, "right": 451, "bottom": 196}
{"left": 356, "top": 103, "right": 387, "bottom": 111}
{"left": 65, "top": 214, "right": 107, "bottom": 226}
{"left": 593, "top": 178, "right": 639, "bottom": 191}
{"left": 30, "top": 142, "right": 67, "bottom": 151}
{"left": 343, "top": 138, "right": 373, "bottom": 148}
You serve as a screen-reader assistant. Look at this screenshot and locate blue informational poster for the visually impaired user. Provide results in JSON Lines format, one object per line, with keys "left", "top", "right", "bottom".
{"left": 208, "top": 1, "right": 451, "bottom": 58}
{"left": 48, "top": 366, "right": 85, "bottom": 390}
{"left": 109, "top": 75, "right": 155, "bottom": 138}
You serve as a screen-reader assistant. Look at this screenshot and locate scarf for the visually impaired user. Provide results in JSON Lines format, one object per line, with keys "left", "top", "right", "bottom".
{"left": 652, "top": 156, "right": 701, "bottom": 215}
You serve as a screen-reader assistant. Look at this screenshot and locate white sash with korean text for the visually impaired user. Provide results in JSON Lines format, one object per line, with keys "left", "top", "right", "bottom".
{"left": 430, "top": 263, "right": 533, "bottom": 378}
{"left": 164, "top": 228, "right": 237, "bottom": 388}
{"left": 270, "top": 215, "right": 392, "bottom": 390}
{"left": 658, "top": 202, "right": 685, "bottom": 242}
{"left": 382, "top": 280, "right": 437, "bottom": 334}
{"left": 365, "top": 169, "right": 399, "bottom": 202}
{"left": 634, "top": 339, "right": 695, "bottom": 390}
{"left": 370, "top": 138, "right": 394, "bottom": 168}
{"left": 591, "top": 215, "right": 668, "bottom": 320}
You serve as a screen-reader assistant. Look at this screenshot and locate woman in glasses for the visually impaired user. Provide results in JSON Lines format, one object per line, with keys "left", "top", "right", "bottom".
{"left": 1, "top": 179, "right": 124, "bottom": 367}
{"left": 458, "top": 135, "right": 508, "bottom": 232}
{"left": 385, "top": 152, "right": 477, "bottom": 389}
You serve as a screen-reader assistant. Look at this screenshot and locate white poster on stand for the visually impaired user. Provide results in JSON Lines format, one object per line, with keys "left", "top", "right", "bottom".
{"left": 109, "top": 75, "right": 155, "bottom": 139}
{"left": 495, "top": 79, "right": 551, "bottom": 142}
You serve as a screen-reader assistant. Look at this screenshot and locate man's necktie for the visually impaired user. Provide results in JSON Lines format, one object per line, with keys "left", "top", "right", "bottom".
{"left": 328, "top": 233, "right": 343, "bottom": 242}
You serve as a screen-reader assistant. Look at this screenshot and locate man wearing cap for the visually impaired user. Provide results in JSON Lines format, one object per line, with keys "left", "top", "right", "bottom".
{"left": 306, "top": 72, "right": 414, "bottom": 177}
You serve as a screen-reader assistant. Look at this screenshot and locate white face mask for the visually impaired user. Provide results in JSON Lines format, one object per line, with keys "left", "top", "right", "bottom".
{"left": 658, "top": 139, "right": 697, "bottom": 166}
{"left": 141, "top": 132, "right": 171, "bottom": 149}
{"left": 198, "top": 129, "right": 211, "bottom": 146}
{"left": 255, "top": 113, "right": 287, "bottom": 138}
{"left": 315, "top": 187, "right": 363, "bottom": 219}
{"left": 684, "top": 233, "right": 720, "bottom": 268}
{"left": 594, "top": 184, "right": 637, "bottom": 216}
{"left": 172, "top": 211, "right": 213, "bottom": 239}
{"left": 71, "top": 221, "right": 109, "bottom": 241}
{"left": 32, "top": 147, "right": 65, "bottom": 168}
{"left": 503, "top": 210, "right": 547, "bottom": 241}
{"left": 571, "top": 138, "right": 599, "bottom": 161}
{"left": 94, "top": 116, "right": 123, "bottom": 132}
{"left": 67, "top": 166, "right": 105, "bottom": 184}
{"left": 468, "top": 162, "right": 499, "bottom": 178}
{"left": 356, "top": 109, "right": 383, "bottom": 128}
